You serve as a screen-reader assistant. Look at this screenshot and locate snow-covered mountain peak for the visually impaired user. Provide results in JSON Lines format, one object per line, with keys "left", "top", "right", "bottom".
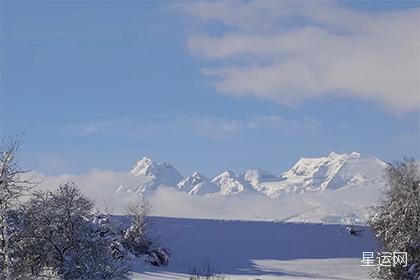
{"left": 131, "top": 156, "right": 178, "bottom": 176}
{"left": 350, "top": 151, "right": 361, "bottom": 158}
{"left": 212, "top": 170, "right": 257, "bottom": 195}
{"left": 327, "top": 151, "right": 361, "bottom": 160}
{"left": 328, "top": 151, "right": 340, "bottom": 158}
{"left": 117, "top": 151, "right": 386, "bottom": 200}
{"left": 191, "top": 171, "right": 201, "bottom": 178}
{"left": 177, "top": 171, "right": 209, "bottom": 193}
{"left": 278, "top": 152, "right": 386, "bottom": 193}
{"left": 213, "top": 170, "right": 236, "bottom": 179}
{"left": 128, "top": 157, "right": 183, "bottom": 191}
{"left": 242, "top": 169, "right": 279, "bottom": 187}
{"left": 130, "top": 157, "right": 154, "bottom": 175}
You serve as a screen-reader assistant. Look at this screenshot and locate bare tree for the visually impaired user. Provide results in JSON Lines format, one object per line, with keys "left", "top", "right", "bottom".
{"left": 0, "top": 136, "right": 33, "bottom": 279}
{"left": 369, "top": 159, "right": 420, "bottom": 279}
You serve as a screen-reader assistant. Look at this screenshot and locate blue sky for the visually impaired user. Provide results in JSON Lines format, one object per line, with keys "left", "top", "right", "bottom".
{"left": 1, "top": 0, "right": 419, "bottom": 176}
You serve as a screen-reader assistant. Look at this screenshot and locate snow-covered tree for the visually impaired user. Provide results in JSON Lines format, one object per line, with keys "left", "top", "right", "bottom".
{"left": 122, "top": 200, "right": 152, "bottom": 257}
{"left": 13, "top": 183, "right": 130, "bottom": 279}
{"left": 122, "top": 200, "right": 170, "bottom": 267}
{"left": 0, "top": 136, "right": 33, "bottom": 279}
{"left": 369, "top": 159, "right": 420, "bottom": 279}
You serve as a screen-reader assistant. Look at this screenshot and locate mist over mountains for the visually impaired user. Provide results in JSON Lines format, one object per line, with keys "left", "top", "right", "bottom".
{"left": 35, "top": 152, "right": 387, "bottom": 224}
{"left": 117, "top": 152, "right": 386, "bottom": 198}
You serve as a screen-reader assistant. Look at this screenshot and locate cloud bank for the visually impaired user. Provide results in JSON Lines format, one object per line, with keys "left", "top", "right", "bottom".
{"left": 178, "top": 1, "right": 420, "bottom": 112}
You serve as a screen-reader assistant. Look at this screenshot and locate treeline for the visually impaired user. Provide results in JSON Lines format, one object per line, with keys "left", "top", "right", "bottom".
{"left": 0, "top": 138, "right": 169, "bottom": 280}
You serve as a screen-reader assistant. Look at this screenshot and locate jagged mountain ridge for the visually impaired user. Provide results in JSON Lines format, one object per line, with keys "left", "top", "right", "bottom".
{"left": 116, "top": 152, "right": 386, "bottom": 197}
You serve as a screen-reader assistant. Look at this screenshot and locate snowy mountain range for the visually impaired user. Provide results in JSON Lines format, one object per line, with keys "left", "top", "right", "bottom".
{"left": 116, "top": 152, "right": 387, "bottom": 198}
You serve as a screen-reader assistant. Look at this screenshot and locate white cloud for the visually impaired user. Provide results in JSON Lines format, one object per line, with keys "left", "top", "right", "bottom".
{"left": 178, "top": 1, "right": 420, "bottom": 112}
{"left": 147, "top": 187, "right": 313, "bottom": 220}
{"left": 30, "top": 171, "right": 380, "bottom": 223}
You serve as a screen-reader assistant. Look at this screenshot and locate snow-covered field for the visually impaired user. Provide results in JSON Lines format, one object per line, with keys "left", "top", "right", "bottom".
{"left": 130, "top": 217, "right": 377, "bottom": 280}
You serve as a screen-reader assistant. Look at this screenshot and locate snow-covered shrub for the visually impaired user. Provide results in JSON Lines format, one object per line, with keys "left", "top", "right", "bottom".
{"left": 146, "top": 247, "right": 170, "bottom": 267}
{"left": 369, "top": 159, "right": 420, "bottom": 280}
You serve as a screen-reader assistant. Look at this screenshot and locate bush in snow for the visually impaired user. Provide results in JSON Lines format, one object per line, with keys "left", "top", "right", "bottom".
{"left": 369, "top": 159, "right": 420, "bottom": 280}
{"left": 145, "top": 247, "right": 170, "bottom": 267}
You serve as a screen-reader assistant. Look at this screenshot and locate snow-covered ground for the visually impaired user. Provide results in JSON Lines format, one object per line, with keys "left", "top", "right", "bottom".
{"left": 130, "top": 217, "right": 378, "bottom": 280}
